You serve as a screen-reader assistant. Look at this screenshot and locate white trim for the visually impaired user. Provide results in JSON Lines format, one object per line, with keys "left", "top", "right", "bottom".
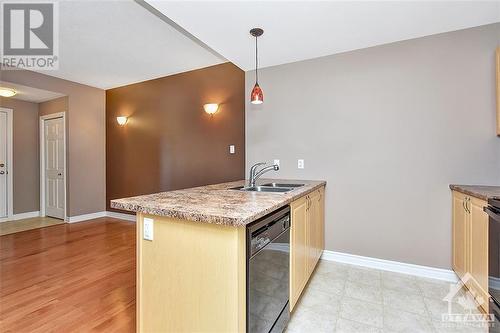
{"left": 0, "top": 211, "right": 40, "bottom": 223}
{"left": 40, "top": 112, "right": 67, "bottom": 220}
{"left": 65, "top": 211, "right": 136, "bottom": 223}
{"left": 106, "top": 211, "right": 136, "bottom": 222}
{"left": 0, "top": 107, "right": 13, "bottom": 220}
{"left": 321, "top": 250, "right": 458, "bottom": 283}
{"left": 67, "top": 211, "right": 107, "bottom": 223}
{"left": 10, "top": 211, "right": 40, "bottom": 221}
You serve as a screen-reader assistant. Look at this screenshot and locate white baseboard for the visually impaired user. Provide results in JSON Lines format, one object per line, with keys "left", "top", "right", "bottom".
{"left": 0, "top": 210, "right": 40, "bottom": 223}
{"left": 67, "top": 211, "right": 107, "bottom": 223}
{"left": 106, "top": 211, "right": 136, "bottom": 222}
{"left": 66, "top": 211, "right": 136, "bottom": 223}
{"left": 321, "top": 250, "right": 458, "bottom": 283}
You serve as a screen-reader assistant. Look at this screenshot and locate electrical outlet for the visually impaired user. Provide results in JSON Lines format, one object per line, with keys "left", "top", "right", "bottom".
{"left": 229, "top": 145, "right": 235, "bottom": 154}
{"left": 144, "top": 218, "right": 154, "bottom": 241}
{"left": 273, "top": 159, "right": 280, "bottom": 167}
{"left": 298, "top": 159, "right": 304, "bottom": 169}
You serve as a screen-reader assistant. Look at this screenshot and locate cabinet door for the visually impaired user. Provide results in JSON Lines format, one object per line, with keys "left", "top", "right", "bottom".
{"left": 308, "top": 190, "right": 322, "bottom": 271}
{"left": 290, "top": 196, "right": 308, "bottom": 310}
{"left": 468, "top": 196, "right": 489, "bottom": 312}
{"left": 318, "top": 187, "right": 325, "bottom": 253}
{"left": 452, "top": 191, "right": 467, "bottom": 279}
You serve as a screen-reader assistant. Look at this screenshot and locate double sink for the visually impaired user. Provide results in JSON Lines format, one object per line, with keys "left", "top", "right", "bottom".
{"left": 230, "top": 183, "right": 304, "bottom": 193}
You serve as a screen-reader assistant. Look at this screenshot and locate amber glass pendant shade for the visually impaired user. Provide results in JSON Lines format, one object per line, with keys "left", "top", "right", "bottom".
{"left": 250, "top": 83, "right": 263, "bottom": 104}
{"left": 250, "top": 28, "right": 264, "bottom": 105}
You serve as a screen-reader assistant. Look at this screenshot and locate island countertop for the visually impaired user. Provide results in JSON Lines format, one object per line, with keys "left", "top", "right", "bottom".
{"left": 450, "top": 184, "right": 500, "bottom": 201}
{"left": 110, "top": 179, "right": 326, "bottom": 226}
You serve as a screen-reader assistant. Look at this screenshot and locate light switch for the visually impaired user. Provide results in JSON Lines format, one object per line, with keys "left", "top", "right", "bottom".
{"left": 229, "top": 145, "right": 235, "bottom": 154}
{"left": 274, "top": 159, "right": 280, "bottom": 167}
{"left": 144, "top": 217, "right": 154, "bottom": 241}
{"left": 298, "top": 159, "right": 304, "bottom": 169}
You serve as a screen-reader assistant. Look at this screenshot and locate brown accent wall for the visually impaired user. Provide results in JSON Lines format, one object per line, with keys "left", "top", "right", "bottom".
{"left": 106, "top": 62, "right": 245, "bottom": 212}
{"left": 0, "top": 98, "right": 39, "bottom": 214}
{"left": 2, "top": 70, "right": 106, "bottom": 217}
{"left": 39, "top": 96, "right": 68, "bottom": 116}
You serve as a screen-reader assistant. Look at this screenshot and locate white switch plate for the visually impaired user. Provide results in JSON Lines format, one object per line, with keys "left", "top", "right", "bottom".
{"left": 273, "top": 159, "right": 280, "bottom": 167}
{"left": 144, "top": 217, "right": 154, "bottom": 241}
{"left": 229, "top": 145, "right": 235, "bottom": 154}
{"left": 298, "top": 159, "right": 304, "bottom": 169}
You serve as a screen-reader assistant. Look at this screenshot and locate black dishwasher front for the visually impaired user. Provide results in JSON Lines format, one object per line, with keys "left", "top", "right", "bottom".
{"left": 247, "top": 206, "right": 290, "bottom": 333}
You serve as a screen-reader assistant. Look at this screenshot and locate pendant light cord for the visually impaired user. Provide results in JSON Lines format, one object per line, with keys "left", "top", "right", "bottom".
{"left": 255, "top": 35, "right": 259, "bottom": 84}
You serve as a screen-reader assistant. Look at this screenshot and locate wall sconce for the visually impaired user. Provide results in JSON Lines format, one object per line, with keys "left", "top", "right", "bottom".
{"left": 116, "top": 116, "right": 128, "bottom": 126}
{"left": 203, "top": 103, "right": 219, "bottom": 115}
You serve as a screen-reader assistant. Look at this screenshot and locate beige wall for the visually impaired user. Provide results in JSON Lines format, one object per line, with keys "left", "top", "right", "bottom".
{"left": 39, "top": 96, "right": 68, "bottom": 116}
{"left": 2, "top": 70, "right": 106, "bottom": 217}
{"left": 0, "top": 98, "right": 39, "bottom": 214}
{"left": 246, "top": 23, "right": 500, "bottom": 269}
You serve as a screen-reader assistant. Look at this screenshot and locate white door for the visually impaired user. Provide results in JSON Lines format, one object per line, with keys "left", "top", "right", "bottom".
{"left": 0, "top": 111, "right": 7, "bottom": 218}
{"left": 44, "top": 117, "right": 65, "bottom": 219}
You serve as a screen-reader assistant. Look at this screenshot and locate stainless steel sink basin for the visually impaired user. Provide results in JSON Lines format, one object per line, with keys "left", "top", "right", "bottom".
{"left": 262, "top": 183, "right": 305, "bottom": 188}
{"left": 229, "top": 186, "right": 293, "bottom": 193}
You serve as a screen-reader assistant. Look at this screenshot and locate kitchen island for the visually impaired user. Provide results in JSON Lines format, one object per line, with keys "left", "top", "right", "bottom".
{"left": 111, "top": 179, "right": 326, "bottom": 333}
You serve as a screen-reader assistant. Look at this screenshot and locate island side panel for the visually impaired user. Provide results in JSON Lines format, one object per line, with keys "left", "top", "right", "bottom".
{"left": 136, "top": 213, "right": 246, "bottom": 333}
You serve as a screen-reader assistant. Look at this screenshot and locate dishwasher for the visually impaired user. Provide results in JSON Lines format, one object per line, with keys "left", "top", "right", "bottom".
{"left": 247, "top": 206, "right": 290, "bottom": 333}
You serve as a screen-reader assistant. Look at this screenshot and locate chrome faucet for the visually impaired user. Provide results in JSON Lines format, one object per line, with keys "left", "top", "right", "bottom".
{"left": 249, "top": 162, "right": 279, "bottom": 187}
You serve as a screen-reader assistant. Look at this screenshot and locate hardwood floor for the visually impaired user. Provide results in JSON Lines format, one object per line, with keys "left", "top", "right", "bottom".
{"left": 0, "top": 217, "right": 136, "bottom": 332}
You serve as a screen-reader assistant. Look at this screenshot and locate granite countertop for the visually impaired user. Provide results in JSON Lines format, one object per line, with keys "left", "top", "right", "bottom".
{"left": 111, "top": 179, "right": 326, "bottom": 226}
{"left": 449, "top": 185, "right": 500, "bottom": 201}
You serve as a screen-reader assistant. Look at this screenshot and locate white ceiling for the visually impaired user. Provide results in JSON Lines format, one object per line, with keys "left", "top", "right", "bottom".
{"left": 34, "top": 0, "right": 226, "bottom": 89}
{"left": 146, "top": 0, "right": 500, "bottom": 71}
{"left": 0, "top": 81, "right": 65, "bottom": 103}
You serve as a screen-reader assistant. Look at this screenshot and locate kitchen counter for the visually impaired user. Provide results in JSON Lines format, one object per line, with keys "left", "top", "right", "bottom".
{"left": 111, "top": 179, "right": 326, "bottom": 226}
{"left": 449, "top": 184, "right": 500, "bottom": 201}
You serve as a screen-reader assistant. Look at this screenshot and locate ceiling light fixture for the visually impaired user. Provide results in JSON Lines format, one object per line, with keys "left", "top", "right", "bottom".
{"left": 0, "top": 88, "right": 17, "bottom": 98}
{"left": 250, "top": 28, "right": 264, "bottom": 105}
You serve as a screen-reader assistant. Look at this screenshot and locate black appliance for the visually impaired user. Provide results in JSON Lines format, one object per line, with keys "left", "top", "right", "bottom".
{"left": 486, "top": 198, "right": 500, "bottom": 332}
{"left": 247, "top": 206, "right": 290, "bottom": 333}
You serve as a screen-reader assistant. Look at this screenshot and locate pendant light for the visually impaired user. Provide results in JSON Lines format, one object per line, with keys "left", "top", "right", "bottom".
{"left": 250, "top": 28, "right": 264, "bottom": 105}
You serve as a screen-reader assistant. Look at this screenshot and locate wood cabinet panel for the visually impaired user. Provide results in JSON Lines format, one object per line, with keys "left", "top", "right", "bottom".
{"left": 137, "top": 213, "right": 246, "bottom": 333}
{"left": 308, "top": 190, "right": 323, "bottom": 271}
{"left": 469, "top": 196, "right": 489, "bottom": 312}
{"left": 319, "top": 187, "right": 325, "bottom": 251}
{"left": 451, "top": 191, "right": 489, "bottom": 313}
{"left": 290, "top": 196, "right": 308, "bottom": 310}
{"left": 290, "top": 187, "right": 326, "bottom": 311}
{"left": 452, "top": 191, "right": 467, "bottom": 279}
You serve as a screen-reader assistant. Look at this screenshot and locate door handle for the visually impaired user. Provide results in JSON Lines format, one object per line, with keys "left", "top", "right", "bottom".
{"left": 58, "top": 173, "right": 62, "bottom": 176}
{"left": 0, "top": 171, "right": 4, "bottom": 175}
{"left": 0, "top": 163, "right": 4, "bottom": 167}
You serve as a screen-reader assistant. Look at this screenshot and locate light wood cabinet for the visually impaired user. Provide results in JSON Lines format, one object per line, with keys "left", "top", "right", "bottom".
{"left": 290, "top": 187, "right": 325, "bottom": 310}
{"left": 452, "top": 191, "right": 467, "bottom": 278}
{"left": 452, "top": 191, "right": 489, "bottom": 313}
{"left": 290, "top": 195, "right": 308, "bottom": 309}
{"left": 468, "top": 196, "right": 489, "bottom": 310}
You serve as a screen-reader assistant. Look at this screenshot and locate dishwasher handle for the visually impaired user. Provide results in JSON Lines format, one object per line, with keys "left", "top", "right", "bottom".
{"left": 485, "top": 206, "right": 500, "bottom": 222}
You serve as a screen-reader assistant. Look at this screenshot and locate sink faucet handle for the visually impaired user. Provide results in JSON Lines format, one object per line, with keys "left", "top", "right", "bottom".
{"left": 250, "top": 162, "right": 266, "bottom": 175}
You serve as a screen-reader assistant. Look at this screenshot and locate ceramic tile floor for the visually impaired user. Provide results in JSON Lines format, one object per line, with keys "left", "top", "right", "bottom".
{"left": 0, "top": 216, "right": 64, "bottom": 236}
{"left": 286, "top": 260, "right": 490, "bottom": 333}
